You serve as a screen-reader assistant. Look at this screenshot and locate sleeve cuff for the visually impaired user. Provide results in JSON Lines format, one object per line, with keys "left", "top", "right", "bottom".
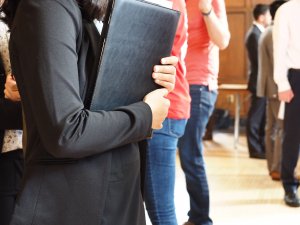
{"left": 139, "top": 101, "right": 153, "bottom": 138}
{"left": 277, "top": 80, "right": 291, "bottom": 92}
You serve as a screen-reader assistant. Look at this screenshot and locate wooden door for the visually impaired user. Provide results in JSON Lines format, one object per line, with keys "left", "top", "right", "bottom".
{"left": 216, "top": 0, "right": 272, "bottom": 117}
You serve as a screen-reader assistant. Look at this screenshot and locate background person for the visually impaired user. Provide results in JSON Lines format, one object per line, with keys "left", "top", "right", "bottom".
{"left": 178, "top": 0, "right": 230, "bottom": 224}
{"left": 273, "top": 0, "right": 300, "bottom": 208}
{"left": 144, "top": 0, "right": 191, "bottom": 224}
{"left": 245, "top": 4, "right": 271, "bottom": 159}
{"left": 256, "top": 0, "right": 287, "bottom": 181}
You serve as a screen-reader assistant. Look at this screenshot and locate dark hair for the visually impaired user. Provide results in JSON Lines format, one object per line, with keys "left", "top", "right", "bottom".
{"left": 253, "top": 4, "right": 269, "bottom": 20}
{"left": 0, "top": 0, "right": 20, "bottom": 28}
{"left": 0, "top": 0, "right": 108, "bottom": 28}
{"left": 269, "top": 0, "right": 287, "bottom": 20}
{"left": 77, "top": 0, "right": 109, "bottom": 21}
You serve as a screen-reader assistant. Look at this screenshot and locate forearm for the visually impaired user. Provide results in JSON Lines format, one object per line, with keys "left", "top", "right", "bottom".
{"left": 203, "top": 10, "right": 230, "bottom": 49}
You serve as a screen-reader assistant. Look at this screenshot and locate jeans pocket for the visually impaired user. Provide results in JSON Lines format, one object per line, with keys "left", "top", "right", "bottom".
{"left": 199, "top": 89, "right": 217, "bottom": 117}
{"left": 152, "top": 119, "right": 187, "bottom": 138}
{"left": 167, "top": 119, "right": 187, "bottom": 138}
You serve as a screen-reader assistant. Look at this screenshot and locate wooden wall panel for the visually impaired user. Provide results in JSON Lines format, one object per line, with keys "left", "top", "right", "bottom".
{"left": 226, "top": 0, "right": 246, "bottom": 8}
{"left": 251, "top": 0, "right": 272, "bottom": 5}
{"left": 219, "top": 13, "right": 247, "bottom": 84}
{"left": 216, "top": 0, "right": 272, "bottom": 117}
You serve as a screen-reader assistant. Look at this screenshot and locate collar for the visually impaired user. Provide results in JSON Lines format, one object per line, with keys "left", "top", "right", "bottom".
{"left": 253, "top": 22, "right": 265, "bottom": 33}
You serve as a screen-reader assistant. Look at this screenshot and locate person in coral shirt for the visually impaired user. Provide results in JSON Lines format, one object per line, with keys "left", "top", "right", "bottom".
{"left": 178, "top": 0, "right": 230, "bottom": 224}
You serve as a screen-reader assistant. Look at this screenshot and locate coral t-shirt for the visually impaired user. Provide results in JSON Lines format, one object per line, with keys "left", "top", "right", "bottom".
{"left": 167, "top": 0, "right": 191, "bottom": 119}
{"left": 185, "top": 0, "right": 228, "bottom": 90}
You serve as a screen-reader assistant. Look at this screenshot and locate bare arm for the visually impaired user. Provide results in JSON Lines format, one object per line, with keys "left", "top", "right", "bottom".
{"left": 199, "top": 0, "right": 230, "bottom": 49}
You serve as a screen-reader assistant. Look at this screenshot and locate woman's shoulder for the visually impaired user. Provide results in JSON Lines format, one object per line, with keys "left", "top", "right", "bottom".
{"left": 20, "top": 0, "right": 81, "bottom": 19}
{"left": 14, "top": 0, "right": 82, "bottom": 35}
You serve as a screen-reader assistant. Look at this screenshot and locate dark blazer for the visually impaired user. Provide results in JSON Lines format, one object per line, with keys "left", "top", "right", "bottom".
{"left": 9, "top": 0, "right": 152, "bottom": 224}
{"left": 245, "top": 24, "right": 262, "bottom": 94}
{"left": 0, "top": 54, "right": 22, "bottom": 150}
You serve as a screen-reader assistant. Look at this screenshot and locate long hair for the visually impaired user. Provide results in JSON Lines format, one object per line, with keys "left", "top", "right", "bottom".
{"left": 0, "top": 0, "right": 109, "bottom": 28}
{"left": 77, "top": 0, "right": 109, "bottom": 21}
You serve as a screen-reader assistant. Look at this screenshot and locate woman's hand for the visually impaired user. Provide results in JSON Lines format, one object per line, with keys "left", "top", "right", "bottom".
{"left": 4, "top": 74, "right": 21, "bottom": 101}
{"left": 152, "top": 56, "right": 178, "bottom": 93}
{"left": 144, "top": 88, "right": 170, "bottom": 130}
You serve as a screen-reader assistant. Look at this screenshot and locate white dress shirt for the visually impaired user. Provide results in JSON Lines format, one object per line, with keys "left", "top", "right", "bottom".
{"left": 273, "top": 0, "right": 300, "bottom": 92}
{"left": 253, "top": 21, "right": 265, "bottom": 33}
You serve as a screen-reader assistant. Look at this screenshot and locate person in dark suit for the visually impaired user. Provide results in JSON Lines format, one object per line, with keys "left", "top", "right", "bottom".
{"left": 1, "top": 0, "right": 178, "bottom": 224}
{"left": 245, "top": 4, "right": 271, "bottom": 159}
{"left": 0, "top": 14, "right": 24, "bottom": 224}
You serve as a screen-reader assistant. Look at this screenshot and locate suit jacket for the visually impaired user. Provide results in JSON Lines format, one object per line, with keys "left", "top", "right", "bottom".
{"left": 257, "top": 26, "right": 278, "bottom": 99}
{"left": 0, "top": 53, "right": 22, "bottom": 151}
{"left": 245, "top": 24, "right": 262, "bottom": 94}
{"left": 9, "top": 0, "right": 152, "bottom": 224}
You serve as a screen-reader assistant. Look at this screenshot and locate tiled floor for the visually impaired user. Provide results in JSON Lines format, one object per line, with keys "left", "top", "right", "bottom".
{"left": 146, "top": 130, "right": 300, "bottom": 225}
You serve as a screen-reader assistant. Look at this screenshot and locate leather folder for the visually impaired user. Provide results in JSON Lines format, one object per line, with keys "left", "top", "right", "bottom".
{"left": 88, "top": 0, "right": 180, "bottom": 111}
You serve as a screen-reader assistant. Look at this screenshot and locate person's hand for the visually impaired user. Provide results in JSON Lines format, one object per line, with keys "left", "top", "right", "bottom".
{"left": 144, "top": 88, "right": 170, "bottom": 129}
{"left": 198, "top": 0, "right": 212, "bottom": 14}
{"left": 152, "top": 56, "right": 178, "bottom": 93}
{"left": 4, "top": 74, "right": 21, "bottom": 101}
{"left": 278, "top": 89, "right": 294, "bottom": 103}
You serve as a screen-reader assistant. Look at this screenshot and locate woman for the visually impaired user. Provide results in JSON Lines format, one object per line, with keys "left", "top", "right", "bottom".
{"left": 1, "top": 0, "right": 177, "bottom": 224}
{"left": 0, "top": 10, "right": 23, "bottom": 224}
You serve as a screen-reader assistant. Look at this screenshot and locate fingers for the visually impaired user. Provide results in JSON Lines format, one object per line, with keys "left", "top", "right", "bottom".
{"left": 154, "top": 79, "right": 175, "bottom": 92}
{"left": 161, "top": 56, "right": 178, "bottom": 66}
{"left": 154, "top": 64, "right": 176, "bottom": 75}
{"left": 278, "top": 90, "right": 294, "bottom": 103}
{"left": 143, "top": 88, "right": 170, "bottom": 130}
{"left": 5, "top": 76, "right": 18, "bottom": 91}
{"left": 282, "top": 94, "right": 293, "bottom": 103}
{"left": 153, "top": 71, "right": 176, "bottom": 92}
{"left": 153, "top": 88, "right": 169, "bottom": 97}
{"left": 4, "top": 75, "right": 21, "bottom": 101}
{"left": 153, "top": 64, "right": 176, "bottom": 92}
{"left": 4, "top": 88, "right": 21, "bottom": 101}
{"left": 286, "top": 96, "right": 294, "bottom": 103}
{"left": 289, "top": 92, "right": 294, "bottom": 102}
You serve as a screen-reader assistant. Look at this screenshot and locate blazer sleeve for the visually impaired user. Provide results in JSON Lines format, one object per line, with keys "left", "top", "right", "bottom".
{"left": 10, "top": 0, "right": 152, "bottom": 158}
{"left": 246, "top": 31, "right": 259, "bottom": 76}
{"left": 245, "top": 29, "right": 260, "bottom": 93}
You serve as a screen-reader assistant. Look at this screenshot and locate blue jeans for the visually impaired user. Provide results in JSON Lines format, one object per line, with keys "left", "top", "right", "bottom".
{"left": 178, "top": 85, "right": 217, "bottom": 225}
{"left": 145, "top": 118, "right": 187, "bottom": 225}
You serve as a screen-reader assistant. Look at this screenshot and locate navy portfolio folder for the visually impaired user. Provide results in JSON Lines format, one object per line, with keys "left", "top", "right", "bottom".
{"left": 89, "top": 0, "right": 180, "bottom": 111}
